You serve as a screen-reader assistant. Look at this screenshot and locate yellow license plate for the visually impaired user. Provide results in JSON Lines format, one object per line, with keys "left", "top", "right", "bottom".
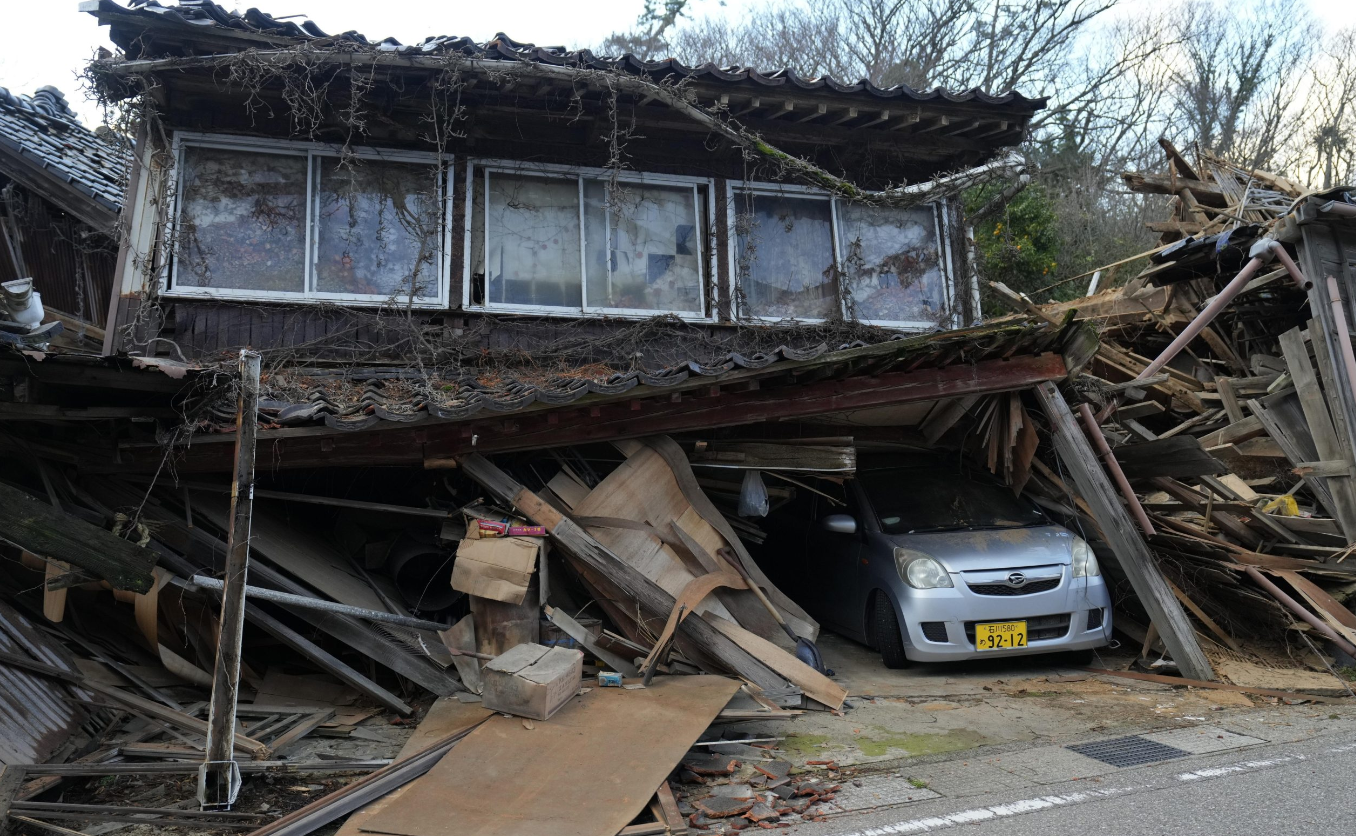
{"left": 975, "top": 621, "right": 1027, "bottom": 650}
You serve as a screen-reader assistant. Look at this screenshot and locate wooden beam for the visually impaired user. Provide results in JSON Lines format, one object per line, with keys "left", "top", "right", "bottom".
{"left": 0, "top": 481, "right": 156, "bottom": 592}
{"left": 136, "top": 353, "right": 1069, "bottom": 474}
{"left": 795, "top": 103, "right": 827, "bottom": 123}
{"left": 457, "top": 454, "right": 791, "bottom": 692}
{"left": 1279, "top": 327, "right": 1356, "bottom": 539}
{"left": 859, "top": 110, "right": 890, "bottom": 128}
{"left": 201, "top": 351, "right": 261, "bottom": 808}
{"left": 830, "top": 107, "right": 858, "bottom": 126}
{"left": 1033, "top": 382, "right": 1215, "bottom": 681}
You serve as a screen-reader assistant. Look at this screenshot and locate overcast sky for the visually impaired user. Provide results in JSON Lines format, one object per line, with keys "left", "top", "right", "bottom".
{"left": 2, "top": 0, "right": 1353, "bottom": 128}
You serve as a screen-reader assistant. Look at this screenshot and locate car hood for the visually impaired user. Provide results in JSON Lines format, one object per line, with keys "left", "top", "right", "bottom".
{"left": 888, "top": 525, "right": 1076, "bottom": 572}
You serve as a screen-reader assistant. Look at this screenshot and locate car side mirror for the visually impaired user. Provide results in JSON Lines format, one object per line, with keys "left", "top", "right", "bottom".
{"left": 820, "top": 514, "right": 858, "bottom": 535}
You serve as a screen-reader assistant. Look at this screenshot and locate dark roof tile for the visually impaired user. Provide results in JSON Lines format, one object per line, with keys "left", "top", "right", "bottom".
{"left": 94, "top": 1, "right": 1045, "bottom": 110}
{"left": 0, "top": 85, "right": 128, "bottom": 214}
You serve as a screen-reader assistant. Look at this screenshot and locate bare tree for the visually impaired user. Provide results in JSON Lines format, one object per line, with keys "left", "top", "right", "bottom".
{"left": 1166, "top": 1, "right": 1318, "bottom": 170}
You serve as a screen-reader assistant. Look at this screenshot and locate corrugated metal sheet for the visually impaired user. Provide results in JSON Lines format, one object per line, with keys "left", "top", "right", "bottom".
{"left": 0, "top": 600, "right": 88, "bottom": 765}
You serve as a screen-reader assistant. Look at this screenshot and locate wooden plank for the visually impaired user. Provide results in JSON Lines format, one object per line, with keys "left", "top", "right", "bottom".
{"left": 1199, "top": 415, "right": 1264, "bottom": 448}
{"left": 458, "top": 455, "right": 792, "bottom": 694}
{"left": 1278, "top": 327, "right": 1356, "bottom": 540}
{"left": 355, "top": 676, "right": 742, "bottom": 836}
{"left": 1165, "top": 580, "right": 1240, "bottom": 652}
{"left": 1216, "top": 378, "right": 1245, "bottom": 423}
{"left": 0, "top": 481, "right": 155, "bottom": 592}
{"left": 1033, "top": 382, "right": 1215, "bottom": 681}
{"left": 1151, "top": 478, "right": 1263, "bottom": 548}
{"left": 1114, "top": 436, "right": 1227, "bottom": 480}
{"left": 267, "top": 709, "right": 336, "bottom": 758}
{"left": 1085, "top": 667, "right": 1340, "bottom": 702}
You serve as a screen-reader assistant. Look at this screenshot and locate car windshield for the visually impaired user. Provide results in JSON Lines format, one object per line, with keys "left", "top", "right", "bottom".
{"left": 857, "top": 466, "right": 1047, "bottom": 534}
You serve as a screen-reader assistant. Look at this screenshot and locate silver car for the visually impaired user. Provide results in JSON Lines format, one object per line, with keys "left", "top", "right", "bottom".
{"left": 759, "top": 456, "right": 1112, "bottom": 668}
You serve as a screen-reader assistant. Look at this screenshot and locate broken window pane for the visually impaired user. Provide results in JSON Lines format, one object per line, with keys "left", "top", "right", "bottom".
{"left": 838, "top": 203, "right": 947, "bottom": 323}
{"left": 314, "top": 157, "right": 442, "bottom": 299}
{"left": 175, "top": 146, "right": 306, "bottom": 293}
{"left": 583, "top": 180, "right": 703, "bottom": 314}
{"left": 484, "top": 171, "right": 582, "bottom": 308}
{"left": 734, "top": 192, "right": 837, "bottom": 320}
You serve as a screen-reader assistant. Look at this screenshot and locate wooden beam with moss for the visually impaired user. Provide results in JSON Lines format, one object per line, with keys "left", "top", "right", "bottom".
{"left": 0, "top": 481, "right": 157, "bottom": 592}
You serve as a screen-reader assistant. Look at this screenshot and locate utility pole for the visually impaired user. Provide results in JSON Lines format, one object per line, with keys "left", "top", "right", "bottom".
{"left": 199, "top": 349, "right": 261, "bottom": 809}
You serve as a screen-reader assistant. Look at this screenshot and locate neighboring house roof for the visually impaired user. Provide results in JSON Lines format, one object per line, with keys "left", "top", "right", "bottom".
{"left": 84, "top": 0, "right": 1046, "bottom": 112}
{"left": 0, "top": 86, "right": 127, "bottom": 231}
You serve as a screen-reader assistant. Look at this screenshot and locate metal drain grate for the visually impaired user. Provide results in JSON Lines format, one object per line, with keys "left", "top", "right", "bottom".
{"left": 1066, "top": 735, "right": 1189, "bottom": 768}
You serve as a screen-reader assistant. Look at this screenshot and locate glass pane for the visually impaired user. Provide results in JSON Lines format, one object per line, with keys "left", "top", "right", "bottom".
{"left": 838, "top": 203, "right": 947, "bottom": 323}
{"left": 584, "top": 180, "right": 703, "bottom": 314}
{"left": 314, "top": 158, "right": 442, "bottom": 299}
{"left": 734, "top": 192, "right": 837, "bottom": 320}
{"left": 175, "top": 146, "right": 306, "bottom": 293}
{"left": 484, "top": 172, "right": 582, "bottom": 308}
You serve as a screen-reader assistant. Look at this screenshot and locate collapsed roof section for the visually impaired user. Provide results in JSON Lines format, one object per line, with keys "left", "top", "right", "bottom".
{"left": 0, "top": 86, "right": 127, "bottom": 232}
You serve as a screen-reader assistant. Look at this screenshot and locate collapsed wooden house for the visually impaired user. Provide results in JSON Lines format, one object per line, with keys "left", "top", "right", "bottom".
{"left": 0, "top": 85, "right": 125, "bottom": 352}
{"left": 1, "top": 1, "right": 1353, "bottom": 835}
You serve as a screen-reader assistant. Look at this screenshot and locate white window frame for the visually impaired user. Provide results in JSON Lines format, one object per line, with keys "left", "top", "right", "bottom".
{"left": 727, "top": 181, "right": 960, "bottom": 330}
{"left": 463, "top": 159, "right": 716, "bottom": 321}
{"left": 164, "top": 131, "right": 452, "bottom": 308}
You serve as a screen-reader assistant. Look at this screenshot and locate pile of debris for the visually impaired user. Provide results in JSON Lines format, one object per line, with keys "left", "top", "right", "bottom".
{"left": 995, "top": 140, "right": 1356, "bottom": 680}
{"left": 0, "top": 402, "right": 863, "bottom": 836}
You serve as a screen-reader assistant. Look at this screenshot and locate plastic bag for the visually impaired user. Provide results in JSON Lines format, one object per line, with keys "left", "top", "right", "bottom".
{"left": 738, "top": 469, "right": 770, "bottom": 517}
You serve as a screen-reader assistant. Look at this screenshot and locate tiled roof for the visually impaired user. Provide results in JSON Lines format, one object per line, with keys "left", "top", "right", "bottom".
{"left": 0, "top": 86, "right": 128, "bottom": 215}
{"left": 200, "top": 318, "right": 1069, "bottom": 434}
{"left": 88, "top": 0, "right": 1045, "bottom": 111}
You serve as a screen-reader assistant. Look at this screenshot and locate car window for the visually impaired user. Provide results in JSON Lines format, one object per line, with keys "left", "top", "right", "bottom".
{"left": 857, "top": 466, "right": 1046, "bottom": 534}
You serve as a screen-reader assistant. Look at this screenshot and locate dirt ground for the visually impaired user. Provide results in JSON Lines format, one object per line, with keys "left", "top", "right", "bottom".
{"left": 738, "top": 632, "right": 1326, "bottom": 771}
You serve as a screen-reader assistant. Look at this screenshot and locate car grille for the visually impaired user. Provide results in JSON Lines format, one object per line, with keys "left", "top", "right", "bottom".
{"left": 919, "top": 621, "right": 948, "bottom": 643}
{"left": 965, "top": 613, "right": 1072, "bottom": 645}
{"left": 967, "top": 577, "right": 1060, "bottom": 596}
{"left": 1087, "top": 608, "right": 1104, "bottom": 630}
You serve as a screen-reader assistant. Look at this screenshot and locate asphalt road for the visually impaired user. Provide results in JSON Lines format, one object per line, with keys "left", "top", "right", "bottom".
{"left": 787, "top": 726, "right": 1356, "bottom": 835}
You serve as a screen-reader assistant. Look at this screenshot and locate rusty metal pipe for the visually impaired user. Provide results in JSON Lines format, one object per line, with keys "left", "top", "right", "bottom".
{"left": 1137, "top": 254, "right": 1267, "bottom": 381}
{"left": 1077, "top": 402, "right": 1155, "bottom": 537}
{"left": 1243, "top": 566, "right": 1356, "bottom": 657}
{"left": 1270, "top": 245, "right": 1313, "bottom": 291}
{"left": 1326, "top": 276, "right": 1356, "bottom": 406}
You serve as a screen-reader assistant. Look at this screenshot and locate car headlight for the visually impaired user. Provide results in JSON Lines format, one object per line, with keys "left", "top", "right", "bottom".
{"left": 894, "top": 548, "right": 953, "bottom": 589}
{"left": 1071, "top": 537, "right": 1100, "bottom": 578}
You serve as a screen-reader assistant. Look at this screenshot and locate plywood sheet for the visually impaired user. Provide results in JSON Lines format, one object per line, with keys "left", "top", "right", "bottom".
{"left": 358, "top": 675, "right": 741, "bottom": 836}
{"left": 334, "top": 698, "right": 493, "bottom": 836}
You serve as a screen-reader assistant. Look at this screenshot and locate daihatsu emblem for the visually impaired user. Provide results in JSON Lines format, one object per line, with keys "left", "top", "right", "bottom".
{"left": 1007, "top": 572, "right": 1026, "bottom": 587}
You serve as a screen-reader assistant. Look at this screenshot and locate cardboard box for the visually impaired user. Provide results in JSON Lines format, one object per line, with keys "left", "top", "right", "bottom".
{"left": 451, "top": 533, "right": 539, "bottom": 604}
{"left": 481, "top": 643, "right": 584, "bottom": 721}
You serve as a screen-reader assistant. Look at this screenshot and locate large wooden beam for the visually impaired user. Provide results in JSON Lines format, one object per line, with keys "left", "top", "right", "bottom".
{"left": 457, "top": 454, "right": 790, "bottom": 693}
{"left": 1032, "top": 382, "right": 1215, "bottom": 681}
{"left": 139, "top": 352, "right": 1067, "bottom": 474}
{"left": 0, "top": 480, "right": 156, "bottom": 592}
{"left": 201, "top": 350, "right": 261, "bottom": 808}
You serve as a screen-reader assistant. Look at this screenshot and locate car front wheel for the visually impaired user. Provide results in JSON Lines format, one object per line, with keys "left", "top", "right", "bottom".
{"left": 872, "top": 593, "right": 910, "bottom": 669}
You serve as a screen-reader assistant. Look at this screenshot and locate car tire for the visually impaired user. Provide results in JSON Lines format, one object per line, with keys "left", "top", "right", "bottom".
{"left": 872, "top": 593, "right": 910, "bottom": 669}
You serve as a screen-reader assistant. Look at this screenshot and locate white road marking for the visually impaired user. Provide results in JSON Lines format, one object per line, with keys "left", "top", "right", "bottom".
{"left": 1176, "top": 754, "right": 1306, "bottom": 781}
{"left": 825, "top": 787, "right": 1141, "bottom": 836}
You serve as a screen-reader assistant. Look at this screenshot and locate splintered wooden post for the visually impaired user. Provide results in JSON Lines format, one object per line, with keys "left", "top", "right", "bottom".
{"left": 1032, "top": 382, "right": 1215, "bottom": 682}
{"left": 199, "top": 350, "right": 262, "bottom": 809}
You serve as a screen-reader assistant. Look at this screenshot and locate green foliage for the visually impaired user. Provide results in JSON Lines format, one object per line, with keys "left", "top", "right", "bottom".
{"left": 965, "top": 182, "right": 1063, "bottom": 313}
